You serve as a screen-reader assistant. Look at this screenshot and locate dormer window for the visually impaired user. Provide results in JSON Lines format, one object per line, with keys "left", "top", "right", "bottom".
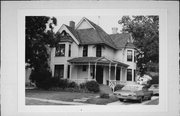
{"left": 127, "top": 50, "right": 133, "bottom": 62}
{"left": 96, "top": 45, "right": 102, "bottom": 57}
{"left": 55, "top": 44, "right": 65, "bottom": 57}
{"left": 83, "top": 45, "right": 88, "bottom": 57}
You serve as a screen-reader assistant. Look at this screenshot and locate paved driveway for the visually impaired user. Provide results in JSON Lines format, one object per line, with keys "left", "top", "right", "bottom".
{"left": 107, "top": 96, "right": 159, "bottom": 105}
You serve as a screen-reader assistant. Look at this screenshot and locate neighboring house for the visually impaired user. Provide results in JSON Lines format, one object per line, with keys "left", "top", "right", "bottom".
{"left": 50, "top": 17, "right": 137, "bottom": 86}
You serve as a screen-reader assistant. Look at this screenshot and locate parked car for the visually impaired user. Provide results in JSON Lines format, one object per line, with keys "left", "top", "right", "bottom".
{"left": 149, "top": 84, "right": 159, "bottom": 96}
{"left": 113, "top": 84, "right": 153, "bottom": 103}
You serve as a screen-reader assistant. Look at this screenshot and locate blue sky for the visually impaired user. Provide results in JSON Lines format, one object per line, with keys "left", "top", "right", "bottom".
{"left": 53, "top": 16, "right": 123, "bottom": 34}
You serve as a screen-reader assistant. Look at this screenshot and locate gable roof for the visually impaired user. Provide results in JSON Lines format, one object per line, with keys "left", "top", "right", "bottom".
{"left": 58, "top": 17, "right": 135, "bottom": 50}
{"left": 110, "top": 33, "right": 135, "bottom": 49}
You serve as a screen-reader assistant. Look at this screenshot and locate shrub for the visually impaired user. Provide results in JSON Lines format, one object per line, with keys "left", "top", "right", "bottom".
{"left": 80, "top": 83, "right": 87, "bottom": 89}
{"left": 30, "top": 69, "right": 53, "bottom": 90}
{"left": 68, "top": 81, "right": 79, "bottom": 88}
{"left": 100, "top": 93, "right": 110, "bottom": 99}
{"left": 150, "top": 75, "right": 159, "bottom": 84}
{"left": 114, "top": 84, "right": 124, "bottom": 91}
{"left": 85, "top": 81, "right": 100, "bottom": 93}
{"left": 58, "top": 79, "right": 69, "bottom": 89}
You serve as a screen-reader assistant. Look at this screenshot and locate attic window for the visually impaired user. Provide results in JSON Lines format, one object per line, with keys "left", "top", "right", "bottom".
{"left": 83, "top": 45, "right": 88, "bottom": 57}
{"left": 96, "top": 45, "right": 102, "bottom": 57}
{"left": 127, "top": 50, "right": 133, "bottom": 62}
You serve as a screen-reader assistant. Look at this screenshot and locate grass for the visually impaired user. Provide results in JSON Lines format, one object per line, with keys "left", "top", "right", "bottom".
{"left": 145, "top": 98, "right": 159, "bottom": 105}
{"left": 85, "top": 95, "right": 119, "bottom": 105}
{"left": 26, "top": 99, "right": 72, "bottom": 105}
{"left": 26, "top": 89, "right": 98, "bottom": 102}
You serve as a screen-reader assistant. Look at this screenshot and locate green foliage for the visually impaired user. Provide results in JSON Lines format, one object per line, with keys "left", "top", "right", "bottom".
{"left": 119, "top": 16, "right": 159, "bottom": 74}
{"left": 30, "top": 69, "right": 53, "bottom": 90}
{"left": 25, "top": 16, "right": 58, "bottom": 70}
{"left": 100, "top": 93, "right": 110, "bottom": 99}
{"left": 150, "top": 75, "right": 159, "bottom": 84}
{"left": 114, "top": 84, "right": 124, "bottom": 91}
{"left": 85, "top": 81, "right": 100, "bottom": 93}
{"left": 68, "top": 81, "right": 79, "bottom": 88}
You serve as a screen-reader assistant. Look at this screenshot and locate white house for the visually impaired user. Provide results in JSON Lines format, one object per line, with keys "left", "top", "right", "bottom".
{"left": 50, "top": 17, "right": 137, "bottom": 86}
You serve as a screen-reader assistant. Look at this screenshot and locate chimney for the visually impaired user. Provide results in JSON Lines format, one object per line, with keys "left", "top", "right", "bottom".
{"left": 112, "top": 27, "right": 118, "bottom": 34}
{"left": 69, "top": 21, "right": 75, "bottom": 29}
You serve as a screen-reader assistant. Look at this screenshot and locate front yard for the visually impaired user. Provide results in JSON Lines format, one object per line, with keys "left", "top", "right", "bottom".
{"left": 26, "top": 89, "right": 118, "bottom": 105}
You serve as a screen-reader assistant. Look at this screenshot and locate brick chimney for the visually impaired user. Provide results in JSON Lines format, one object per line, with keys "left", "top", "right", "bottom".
{"left": 69, "top": 21, "right": 75, "bottom": 29}
{"left": 112, "top": 27, "right": 118, "bottom": 34}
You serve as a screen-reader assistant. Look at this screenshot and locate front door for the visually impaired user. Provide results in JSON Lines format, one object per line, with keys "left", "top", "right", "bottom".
{"left": 96, "top": 66, "right": 103, "bottom": 84}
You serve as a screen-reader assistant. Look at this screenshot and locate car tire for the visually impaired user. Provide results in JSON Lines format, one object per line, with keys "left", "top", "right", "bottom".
{"left": 119, "top": 98, "right": 124, "bottom": 102}
{"left": 138, "top": 97, "right": 143, "bottom": 103}
{"left": 148, "top": 96, "right": 151, "bottom": 100}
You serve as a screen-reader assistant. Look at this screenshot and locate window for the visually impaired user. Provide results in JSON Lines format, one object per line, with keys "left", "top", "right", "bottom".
{"left": 54, "top": 65, "right": 64, "bottom": 79}
{"left": 83, "top": 45, "right": 88, "bottom": 57}
{"left": 96, "top": 45, "right": 102, "bottom": 57}
{"left": 82, "top": 65, "right": 87, "bottom": 71}
{"left": 68, "top": 44, "right": 71, "bottom": 57}
{"left": 67, "top": 65, "right": 70, "bottom": 79}
{"left": 134, "top": 51, "right": 136, "bottom": 62}
{"left": 116, "top": 67, "right": 121, "bottom": 81}
{"left": 127, "top": 69, "right": 132, "bottom": 81}
{"left": 127, "top": 50, "right": 133, "bottom": 61}
{"left": 55, "top": 44, "right": 65, "bottom": 56}
{"left": 134, "top": 70, "right": 136, "bottom": 82}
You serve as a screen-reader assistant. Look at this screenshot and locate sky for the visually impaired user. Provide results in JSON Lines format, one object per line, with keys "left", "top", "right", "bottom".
{"left": 53, "top": 16, "right": 123, "bottom": 34}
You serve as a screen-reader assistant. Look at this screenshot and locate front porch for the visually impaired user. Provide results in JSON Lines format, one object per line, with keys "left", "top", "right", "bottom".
{"left": 68, "top": 57, "right": 132, "bottom": 87}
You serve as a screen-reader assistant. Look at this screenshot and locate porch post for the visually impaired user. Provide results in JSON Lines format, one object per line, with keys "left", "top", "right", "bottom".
{"left": 109, "top": 63, "right": 111, "bottom": 81}
{"left": 94, "top": 62, "right": 97, "bottom": 80}
{"left": 120, "top": 67, "right": 123, "bottom": 81}
{"left": 88, "top": 62, "right": 91, "bottom": 79}
{"left": 115, "top": 64, "right": 117, "bottom": 81}
{"left": 70, "top": 64, "right": 72, "bottom": 79}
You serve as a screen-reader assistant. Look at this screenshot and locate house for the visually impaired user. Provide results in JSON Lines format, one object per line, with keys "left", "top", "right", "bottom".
{"left": 50, "top": 17, "right": 137, "bottom": 87}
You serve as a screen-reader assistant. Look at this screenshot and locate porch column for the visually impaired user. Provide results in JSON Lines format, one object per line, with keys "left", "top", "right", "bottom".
{"left": 88, "top": 63, "right": 91, "bottom": 79}
{"left": 120, "top": 67, "right": 123, "bottom": 81}
{"left": 109, "top": 63, "right": 111, "bottom": 81}
{"left": 115, "top": 64, "right": 117, "bottom": 81}
{"left": 70, "top": 64, "right": 72, "bottom": 79}
{"left": 94, "top": 62, "right": 97, "bottom": 80}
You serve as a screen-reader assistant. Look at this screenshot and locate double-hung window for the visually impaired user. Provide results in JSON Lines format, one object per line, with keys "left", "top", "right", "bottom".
{"left": 96, "top": 45, "right": 102, "bottom": 57}
{"left": 83, "top": 45, "right": 88, "bottom": 57}
{"left": 127, "top": 50, "right": 133, "bottom": 62}
{"left": 55, "top": 44, "right": 65, "bottom": 57}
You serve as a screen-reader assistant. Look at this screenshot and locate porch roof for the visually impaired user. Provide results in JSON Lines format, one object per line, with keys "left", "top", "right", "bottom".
{"left": 68, "top": 57, "right": 129, "bottom": 67}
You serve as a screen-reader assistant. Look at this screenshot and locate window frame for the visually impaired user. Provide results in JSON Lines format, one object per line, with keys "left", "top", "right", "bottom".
{"left": 127, "top": 50, "right": 133, "bottom": 62}
{"left": 82, "top": 45, "right": 88, "bottom": 57}
{"left": 96, "top": 45, "right": 102, "bottom": 57}
{"left": 68, "top": 44, "right": 71, "bottom": 57}
{"left": 55, "top": 44, "right": 65, "bottom": 57}
{"left": 127, "top": 69, "right": 132, "bottom": 81}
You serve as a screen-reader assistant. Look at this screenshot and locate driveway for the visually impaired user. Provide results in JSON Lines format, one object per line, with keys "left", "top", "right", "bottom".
{"left": 107, "top": 96, "right": 159, "bottom": 105}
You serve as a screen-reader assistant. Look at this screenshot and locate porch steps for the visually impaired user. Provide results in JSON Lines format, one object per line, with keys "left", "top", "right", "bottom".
{"left": 99, "top": 84, "right": 113, "bottom": 95}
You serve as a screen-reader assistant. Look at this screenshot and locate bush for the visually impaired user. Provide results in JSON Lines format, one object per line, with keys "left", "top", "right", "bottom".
{"left": 58, "top": 79, "right": 69, "bottom": 89}
{"left": 30, "top": 69, "right": 53, "bottom": 90}
{"left": 150, "top": 75, "right": 159, "bottom": 84}
{"left": 68, "top": 81, "right": 79, "bottom": 88}
{"left": 85, "top": 81, "right": 100, "bottom": 93}
{"left": 114, "top": 84, "right": 124, "bottom": 91}
{"left": 80, "top": 83, "right": 87, "bottom": 89}
{"left": 100, "top": 93, "right": 110, "bottom": 99}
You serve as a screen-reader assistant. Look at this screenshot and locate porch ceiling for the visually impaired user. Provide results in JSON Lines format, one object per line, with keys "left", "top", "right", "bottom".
{"left": 68, "top": 57, "right": 129, "bottom": 67}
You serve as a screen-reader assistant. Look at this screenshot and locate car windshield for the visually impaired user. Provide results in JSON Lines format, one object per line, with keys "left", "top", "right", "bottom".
{"left": 121, "top": 85, "right": 143, "bottom": 91}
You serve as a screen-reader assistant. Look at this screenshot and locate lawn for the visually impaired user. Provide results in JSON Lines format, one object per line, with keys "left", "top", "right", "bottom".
{"left": 26, "top": 89, "right": 119, "bottom": 105}
{"left": 26, "top": 89, "right": 99, "bottom": 102}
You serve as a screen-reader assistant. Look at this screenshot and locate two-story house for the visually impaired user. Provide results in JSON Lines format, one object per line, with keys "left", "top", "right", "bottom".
{"left": 50, "top": 17, "right": 137, "bottom": 86}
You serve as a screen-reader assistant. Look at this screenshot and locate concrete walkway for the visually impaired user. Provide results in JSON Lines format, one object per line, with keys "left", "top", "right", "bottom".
{"left": 26, "top": 97, "right": 90, "bottom": 105}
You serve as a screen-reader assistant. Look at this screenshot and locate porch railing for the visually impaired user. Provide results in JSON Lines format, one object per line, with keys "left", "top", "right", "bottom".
{"left": 70, "top": 78, "right": 96, "bottom": 85}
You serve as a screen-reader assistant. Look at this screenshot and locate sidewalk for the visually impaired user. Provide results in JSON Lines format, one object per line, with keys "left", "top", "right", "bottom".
{"left": 26, "top": 97, "right": 90, "bottom": 105}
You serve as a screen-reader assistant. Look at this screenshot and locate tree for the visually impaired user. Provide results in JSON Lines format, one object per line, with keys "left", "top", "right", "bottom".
{"left": 25, "top": 16, "right": 58, "bottom": 71}
{"left": 119, "top": 16, "right": 159, "bottom": 74}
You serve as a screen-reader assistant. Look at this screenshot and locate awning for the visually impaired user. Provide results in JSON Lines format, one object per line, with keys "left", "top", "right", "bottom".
{"left": 68, "top": 57, "right": 129, "bottom": 67}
